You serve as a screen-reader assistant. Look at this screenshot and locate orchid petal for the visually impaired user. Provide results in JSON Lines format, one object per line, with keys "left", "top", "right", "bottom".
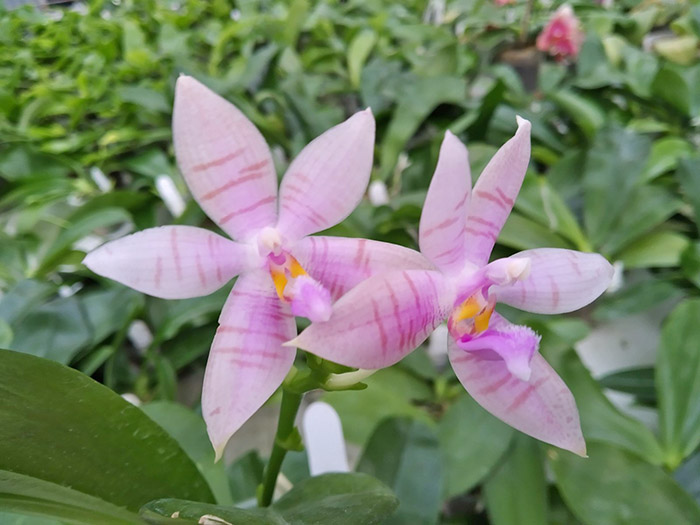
{"left": 292, "top": 236, "right": 433, "bottom": 301}
{"left": 173, "top": 76, "right": 278, "bottom": 240}
{"left": 493, "top": 248, "right": 614, "bottom": 314}
{"left": 464, "top": 117, "right": 531, "bottom": 265}
{"left": 448, "top": 321, "right": 585, "bottom": 456}
{"left": 202, "top": 270, "right": 296, "bottom": 460}
{"left": 277, "top": 109, "right": 375, "bottom": 241}
{"left": 83, "top": 226, "right": 255, "bottom": 299}
{"left": 290, "top": 270, "right": 453, "bottom": 369}
{"left": 419, "top": 131, "right": 471, "bottom": 274}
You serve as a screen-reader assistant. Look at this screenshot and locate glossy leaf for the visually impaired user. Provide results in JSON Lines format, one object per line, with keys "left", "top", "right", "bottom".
{"left": 550, "top": 441, "right": 700, "bottom": 525}
{"left": 438, "top": 395, "right": 514, "bottom": 498}
{"left": 357, "top": 418, "right": 442, "bottom": 525}
{"left": 0, "top": 349, "right": 214, "bottom": 512}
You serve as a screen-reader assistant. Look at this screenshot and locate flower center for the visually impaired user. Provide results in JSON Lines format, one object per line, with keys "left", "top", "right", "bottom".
{"left": 448, "top": 288, "right": 496, "bottom": 339}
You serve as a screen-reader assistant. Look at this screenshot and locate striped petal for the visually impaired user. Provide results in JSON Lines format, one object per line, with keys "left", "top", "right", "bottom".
{"left": 448, "top": 318, "right": 585, "bottom": 456}
{"left": 173, "top": 76, "right": 278, "bottom": 241}
{"left": 419, "top": 131, "right": 471, "bottom": 274}
{"left": 291, "top": 236, "right": 433, "bottom": 301}
{"left": 83, "top": 226, "right": 256, "bottom": 299}
{"left": 202, "top": 271, "right": 296, "bottom": 460}
{"left": 277, "top": 109, "right": 375, "bottom": 241}
{"left": 493, "top": 249, "right": 614, "bottom": 314}
{"left": 290, "top": 270, "right": 453, "bottom": 369}
{"left": 464, "top": 117, "right": 531, "bottom": 265}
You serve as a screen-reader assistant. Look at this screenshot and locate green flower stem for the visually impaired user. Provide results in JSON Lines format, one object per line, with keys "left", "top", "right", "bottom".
{"left": 258, "top": 386, "right": 303, "bottom": 507}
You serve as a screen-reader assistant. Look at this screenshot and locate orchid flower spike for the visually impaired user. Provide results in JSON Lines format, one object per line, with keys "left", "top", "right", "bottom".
{"left": 536, "top": 4, "right": 585, "bottom": 61}
{"left": 84, "top": 76, "right": 431, "bottom": 459}
{"left": 291, "top": 118, "right": 614, "bottom": 456}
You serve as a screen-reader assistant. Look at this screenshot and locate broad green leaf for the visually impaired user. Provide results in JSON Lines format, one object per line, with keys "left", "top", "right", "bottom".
{"left": 484, "top": 436, "right": 547, "bottom": 525}
{"left": 227, "top": 451, "right": 265, "bottom": 504}
{"left": 357, "top": 418, "right": 442, "bottom": 525}
{"left": 498, "top": 212, "right": 571, "bottom": 252}
{"left": 438, "top": 395, "right": 513, "bottom": 498}
{"left": 618, "top": 230, "right": 689, "bottom": 269}
{"left": 555, "top": 351, "right": 664, "bottom": 464}
{"left": 677, "top": 157, "right": 700, "bottom": 226}
{"left": 674, "top": 451, "right": 700, "bottom": 505}
{"left": 0, "top": 470, "right": 141, "bottom": 525}
{"left": 141, "top": 473, "right": 399, "bottom": 524}
{"left": 322, "top": 367, "right": 433, "bottom": 445}
{"left": 550, "top": 442, "right": 700, "bottom": 525}
{"left": 549, "top": 90, "right": 604, "bottom": 139}
{"left": 599, "top": 367, "right": 656, "bottom": 405}
{"left": 593, "top": 276, "right": 682, "bottom": 322}
{"left": 0, "top": 349, "right": 214, "bottom": 512}
{"left": 643, "top": 137, "right": 693, "bottom": 182}
{"left": 141, "top": 402, "right": 232, "bottom": 505}
{"left": 657, "top": 299, "right": 700, "bottom": 468}
{"left": 583, "top": 127, "right": 650, "bottom": 248}
{"left": 348, "top": 29, "right": 377, "bottom": 89}
{"left": 0, "top": 279, "right": 54, "bottom": 324}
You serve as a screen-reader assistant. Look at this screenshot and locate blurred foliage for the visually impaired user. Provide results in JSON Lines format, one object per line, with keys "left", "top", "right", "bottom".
{"left": 2, "top": 0, "right": 700, "bottom": 523}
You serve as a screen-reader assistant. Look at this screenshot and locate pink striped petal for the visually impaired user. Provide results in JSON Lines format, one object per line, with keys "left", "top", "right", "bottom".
{"left": 464, "top": 117, "right": 531, "bottom": 265}
{"left": 448, "top": 328, "right": 585, "bottom": 456}
{"left": 291, "top": 236, "right": 433, "bottom": 301}
{"left": 202, "top": 271, "right": 296, "bottom": 460}
{"left": 173, "top": 76, "right": 278, "bottom": 241}
{"left": 289, "top": 270, "right": 453, "bottom": 369}
{"left": 493, "top": 249, "right": 614, "bottom": 314}
{"left": 83, "top": 226, "right": 256, "bottom": 299}
{"left": 276, "top": 109, "right": 375, "bottom": 241}
{"left": 419, "top": 131, "right": 471, "bottom": 274}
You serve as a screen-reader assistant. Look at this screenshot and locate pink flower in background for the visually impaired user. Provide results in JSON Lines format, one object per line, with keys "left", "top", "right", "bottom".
{"left": 494, "top": 0, "right": 515, "bottom": 6}
{"left": 537, "top": 5, "right": 585, "bottom": 60}
{"left": 84, "top": 76, "right": 429, "bottom": 459}
{"left": 292, "top": 118, "right": 613, "bottom": 455}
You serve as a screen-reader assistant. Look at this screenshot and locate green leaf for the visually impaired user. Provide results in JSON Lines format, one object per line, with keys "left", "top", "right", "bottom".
{"left": 550, "top": 441, "right": 700, "bottom": 525}
{"left": 643, "top": 137, "right": 693, "bottom": 182}
{"left": 555, "top": 351, "right": 664, "bottom": 464}
{"left": 438, "top": 395, "right": 513, "bottom": 498}
{"left": 484, "top": 436, "right": 547, "bottom": 525}
{"left": 347, "top": 29, "right": 377, "bottom": 89}
{"left": 657, "top": 299, "right": 700, "bottom": 468}
{"left": 357, "top": 418, "right": 442, "bottom": 525}
{"left": 498, "top": 212, "right": 571, "bottom": 252}
{"left": 549, "top": 90, "right": 605, "bottom": 139}
{"left": 141, "top": 473, "right": 399, "bottom": 524}
{"left": 0, "top": 349, "right": 214, "bottom": 513}
{"left": 322, "top": 367, "right": 433, "bottom": 445}
{"left": 618, "top": 230, "right": 689, "bottom": 269}
{"left": 227, "top": 451, "right": 265, "bottom": 504}
{"left": 677, "top": 157, "right": 700, "bottom": 228}
{"left": 599, "top": 367, "right": 656, "bottom": 405}
{"left": 141, "top": 401, "right": 232, "bottom": 505}
{"left": 594, "top": 276, "right": 682, "bottom": 322}
{"left": 583, "top": 127, "right": 650, "bottom": 248}
{"left": 0, "top": 470, "right": 141, "bottom": 525}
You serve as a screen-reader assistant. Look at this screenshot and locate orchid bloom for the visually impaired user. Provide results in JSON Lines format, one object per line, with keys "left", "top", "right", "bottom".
{"left": 536, "top": 5, "right": 585, "bottom": 61}
{"left": 291, "top": 118, "right": 613, "bottom": 455}
{"left": 84, "top": 76, "right": 430, "bottom": 458}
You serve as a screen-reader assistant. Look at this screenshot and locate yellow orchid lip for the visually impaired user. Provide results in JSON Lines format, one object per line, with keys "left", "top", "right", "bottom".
{"left": 269, "top": 253, "right": 308, "bottom": 301}
{"left": 450, "top": 291, "right": 496, "bottom": 337}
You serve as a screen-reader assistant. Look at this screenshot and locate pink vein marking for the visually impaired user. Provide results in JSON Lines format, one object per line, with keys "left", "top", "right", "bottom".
{"left": 229, "top": 358, "right": 269, "bottom": 370}
{"left": 171, "top": 229, "right": 182, "bottom": 280}
{"left": 475, "top": 190, "right": 508, "bottom": 210}
{"left": 567, "top": 252, "right": 583, "bottom": 276}
{"left": 283, "top": 195, "right": 327, "bottom": 227}
{"left": 495, "top": 188, "right": 514, "bottom": 206}
{"left": 402, "top": 272, "right": 421, "bottom": 311}
{"left": 208, "top": 407, "right": 221, "bottom": 417}
{"left": 201, "top": 171, "right": 266, "bottom": 201}
{"left": 196, "top": 252, "right": 207, "bottom": 287}
{"left": 465, "top": 226, "right": 496, "bottom": 241}
{"left": 154, "top": 256, "right": 163, "bottom": 288}
{"left": 371, "top": 298, "right": 388, "bottom": 354}
{"left": 216, "top": 347, "right": 284, "bottom": 360}
{"left": 354, "top": 239, "right": 367, "bottom": 266}
{"left": 218, "top": 325, "right": 287, "bottom": 341}
{"left": 207, "top": 236, "right": 223, "bottom": 282}
{"left": 434, "top": 243, "right": 463, "bottom": 261}
{"left": 470, "top": 216, "right": 499, "bottom": 231}
{"left": 423, "top": 216, "right": 460, "bottom": 237}
{"left": 293, "top": 172, "right": 311, "bottom": 184}
{"left": 191, "top": 148, "right": 244, "bottom": 172}
{"left": 454, "top": 192, "right": 469, "bottom": 211}
{"left": 240, "top": 159, "right": 270, "bottom": 173}
{"left": 385, "top": 280, "right": 405, "bottom": 348}
{"left": 548, "top": 275, "right": 560, "bottom": 308}
{"left": 507, "top": 376, "right": 549, "bottom": 412}
{"left": 479, "top": 372, "right": 511, "bottom": 394}
{"left": 220, "top": 196, "right": 277, "bottom": 224}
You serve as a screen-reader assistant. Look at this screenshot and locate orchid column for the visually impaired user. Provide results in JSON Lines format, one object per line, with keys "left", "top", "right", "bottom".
{"left": 293, "top": 118, "right": 613, "bottom": 455}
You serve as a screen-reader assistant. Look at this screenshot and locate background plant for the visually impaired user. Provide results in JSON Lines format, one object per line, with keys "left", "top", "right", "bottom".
{"left": 2, "top": 0, "right": 700, "bottom": 523}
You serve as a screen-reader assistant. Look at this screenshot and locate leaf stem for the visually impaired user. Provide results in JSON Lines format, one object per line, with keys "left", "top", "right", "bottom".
{"left": 258, "top": 387, "right": 303, "bottom": 507}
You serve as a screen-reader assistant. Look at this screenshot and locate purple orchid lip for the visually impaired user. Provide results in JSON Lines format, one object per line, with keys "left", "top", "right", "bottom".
{"left": 82, "top": 75, "right": 434, "bottom": 458}
{"left": 293, "top": 116, "right": 613, "bottom": 455}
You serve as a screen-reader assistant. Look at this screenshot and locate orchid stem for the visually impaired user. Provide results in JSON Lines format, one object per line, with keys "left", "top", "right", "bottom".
{"left": 258, "top": 387, "right": 303, "bottom": 507}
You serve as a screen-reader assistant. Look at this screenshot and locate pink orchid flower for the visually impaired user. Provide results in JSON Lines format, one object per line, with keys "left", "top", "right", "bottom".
{"left": 536, "top": 4, "right": 585, "bottom": 60}
{"left": 84, "top": 76, "right": 429, "bottom": 458}
{"left": 291, "top": 117, "right": 613, "bottom": 455}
